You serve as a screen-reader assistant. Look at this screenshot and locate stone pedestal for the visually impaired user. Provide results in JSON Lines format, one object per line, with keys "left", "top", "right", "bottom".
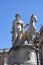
{"left": 8, "top": 45, "right": 37, "bottom": 65}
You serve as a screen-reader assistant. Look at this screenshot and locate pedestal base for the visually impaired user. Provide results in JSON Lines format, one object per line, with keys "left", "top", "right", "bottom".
{"left": 8, "top": 45, "right": 37, "bottom": 65}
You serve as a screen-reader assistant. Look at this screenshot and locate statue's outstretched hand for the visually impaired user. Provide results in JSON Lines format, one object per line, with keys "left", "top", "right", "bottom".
{"left": 24, "top": 24, "right": 29, "bottom": 29}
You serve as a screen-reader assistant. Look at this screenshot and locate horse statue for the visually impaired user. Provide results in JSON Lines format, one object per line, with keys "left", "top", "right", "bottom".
{"left": 21, "top": 14, "right": 37, "bottom": 41}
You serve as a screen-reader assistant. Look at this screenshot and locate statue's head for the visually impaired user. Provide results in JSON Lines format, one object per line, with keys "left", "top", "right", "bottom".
{"left": 31, "top": 14, "right": 37, "bottom": 22}
{"left": 15, "top": 14, "right": 20, "bottom": 20}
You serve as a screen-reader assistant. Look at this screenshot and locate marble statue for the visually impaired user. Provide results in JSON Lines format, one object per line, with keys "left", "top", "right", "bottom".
{"left": 11, "top": 13, "right": 37, "bottom": 47}
{"left": 29, "top": 14, "right": 37, "bottom": 40}
{"left": 10, "top": 14, "right": 40, "bottom": 65}
{"left": 22, "top": 14, "right": 37, "bottom": 41}
{"left": 11, "top": 14, "right": 29, "bottom": 46}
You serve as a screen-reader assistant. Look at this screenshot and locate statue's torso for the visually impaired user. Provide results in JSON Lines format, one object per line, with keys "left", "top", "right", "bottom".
{"left": 13, "top": 19, "right": 24, "bottom": 34}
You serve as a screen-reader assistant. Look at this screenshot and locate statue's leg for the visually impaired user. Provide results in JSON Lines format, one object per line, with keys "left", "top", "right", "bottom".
{"left": 12, "top": 33, "right": 18, "bottom": 46}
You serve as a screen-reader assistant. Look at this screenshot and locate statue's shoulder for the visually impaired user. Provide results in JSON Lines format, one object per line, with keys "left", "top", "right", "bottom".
{"left": 19, "top": 20, "right": 24, "bottom": 24}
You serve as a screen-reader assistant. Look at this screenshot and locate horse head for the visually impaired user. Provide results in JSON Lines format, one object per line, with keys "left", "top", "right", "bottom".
{"left": 30, "top": 14, "right": 37, "bottom": 23}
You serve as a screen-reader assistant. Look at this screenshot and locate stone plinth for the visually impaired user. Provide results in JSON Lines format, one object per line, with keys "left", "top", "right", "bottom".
{"left": 8, "top": 45, "right": 37, "bottom": 65}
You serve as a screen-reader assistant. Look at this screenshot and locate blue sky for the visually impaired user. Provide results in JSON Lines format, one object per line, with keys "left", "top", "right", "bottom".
{"left": 0, "top": 0, "right": 43, "bottom": 49}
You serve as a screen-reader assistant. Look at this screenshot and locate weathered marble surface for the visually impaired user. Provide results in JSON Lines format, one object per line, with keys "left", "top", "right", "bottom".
{"left": 9, "top": 45, "right": 37, "bottom": 65}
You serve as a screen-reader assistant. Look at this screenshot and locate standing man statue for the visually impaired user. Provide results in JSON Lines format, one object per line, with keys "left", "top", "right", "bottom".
{"left": 11, "top": 14, "right": 24, "bottom": 46}
{"left": 11, "top": 14, "right": 29, "bottom": 46}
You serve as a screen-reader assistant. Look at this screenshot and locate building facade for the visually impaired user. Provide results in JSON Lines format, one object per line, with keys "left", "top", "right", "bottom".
{"left": 0, "top": 49, "right": 9, "bottom": 65}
